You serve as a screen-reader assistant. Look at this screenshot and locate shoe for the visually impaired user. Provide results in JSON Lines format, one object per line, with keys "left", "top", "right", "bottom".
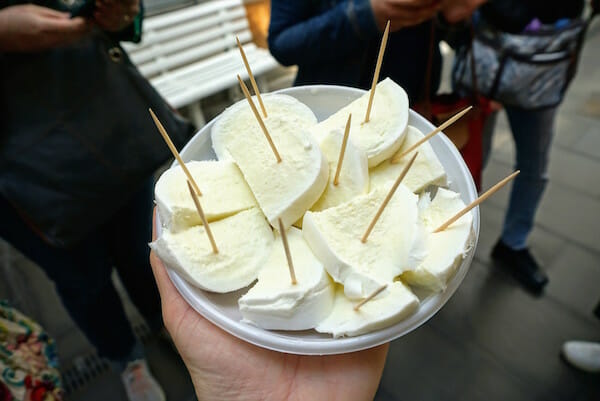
{"left": 121, "top": 359, "right": 166, "bottom": 401}
{"left": 562, "top": 341, "right": 600, "bottom": 373}
{"left": 491, "top": 240, "right": 548, "bottom": 293}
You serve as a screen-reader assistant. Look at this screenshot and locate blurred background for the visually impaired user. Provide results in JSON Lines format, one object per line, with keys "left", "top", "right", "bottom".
{"left": 1, "top": 0, "right": 599, "bottom": 400}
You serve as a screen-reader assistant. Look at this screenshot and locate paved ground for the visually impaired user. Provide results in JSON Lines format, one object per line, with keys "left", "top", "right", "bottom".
{"left": 1, "top": 18, "right": 599, "bottom": 401}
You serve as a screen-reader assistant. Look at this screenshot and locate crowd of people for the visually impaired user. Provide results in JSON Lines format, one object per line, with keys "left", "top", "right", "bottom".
{"left": 0, "top": 0, "right": 598, "bottom": 400}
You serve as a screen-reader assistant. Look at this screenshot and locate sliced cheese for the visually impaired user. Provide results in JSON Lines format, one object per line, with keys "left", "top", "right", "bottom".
{"left": 155, "top": 160, "right": 257, "bottom": 231}
{"left": 316, "top": 282, "right": 419, "bottom": 337}
{"left": 238, "top": 227, "right": 335, "bottom": 330}
{"left": 402, "top": 188, "right": 474, "bottom": 292}
{"left": 313, "top": 78, "right": 409, "bottom": 167}
{"left": 212, "top": 95, "right": 328, "bottom": 229}
{"left": 212, "top": 93, "right": 318, "bottom": 161}
{"left": 150, "top": 208, "right": 274, "bottom": 293}
{"left": 369, "top": 125, "right": 447, "bottom": 194}
{"left": 302, "top": 184, "right": 426, "bottom": 300}
{"left": 311, "top": 130, "right": 369, "bottom": 212}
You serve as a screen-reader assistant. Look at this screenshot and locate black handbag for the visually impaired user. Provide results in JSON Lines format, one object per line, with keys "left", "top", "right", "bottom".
{"left": 452, "top": 7, "right": 598, "bottom": 109}
{"left": 0, "top": 31, "right": 196, "bottom": 247}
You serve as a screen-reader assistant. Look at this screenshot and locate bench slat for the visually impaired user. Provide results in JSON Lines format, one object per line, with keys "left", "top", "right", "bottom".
{"left": 143, "top": 0, "right": 242, "bottom": 31}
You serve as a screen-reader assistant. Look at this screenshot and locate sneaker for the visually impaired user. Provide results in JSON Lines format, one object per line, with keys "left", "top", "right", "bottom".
{"left": 562, "top": 341, "right": 600, "bottom": 373}
{"left": 491, "top": 240, "right": 548, "bottom": 293}
{"left": 121, "top": 359, "right": 166, "bottom": 401}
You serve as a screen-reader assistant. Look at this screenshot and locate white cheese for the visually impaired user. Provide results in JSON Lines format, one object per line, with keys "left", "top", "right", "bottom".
{"left": 311, "top": 130, "right": 369, "bottom": 212}
{"left": 302, "top": 185, "right": 426, "bottom": 300}
{"left": 316, "top": 281, "right": 419, "bottom": 337}
{"left": 369, "top": 125, "right": 447, "bottom": 194}
{"left": 313, "top": 78, "right": 409, "bottom": 167}
{"left": 238, "top": 228, "right": 335, "bottom": 330}
{"left": 402, "top": 188, "right": 474, "bottom": 292}
{"left": 150, "top": 208, "right": 274, "bottom": 293}
{"left": 212, "top": 95, "right": 328, "bottom": 229}
{"left": 155, "top": 160, "right": 257, "bottom": 232}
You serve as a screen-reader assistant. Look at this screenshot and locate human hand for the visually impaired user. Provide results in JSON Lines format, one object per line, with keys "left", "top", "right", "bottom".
{"left": 0, "top": 4, "right": 88, "bottom": 52}
{"left": 441, "top": 0, "right": 486, "bottom": 23}
{"left": 93, "top": 0, "right": 140, "bottom": 32}
{"left": 370, "top": 0, "right": 442, "bottom": 31}
{"left": 150, "top": 209, "right": 389, "bottom": 401}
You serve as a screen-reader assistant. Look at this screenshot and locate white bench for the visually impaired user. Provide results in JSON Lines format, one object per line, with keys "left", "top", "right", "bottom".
{"left": 123, "top": 0, "right": 279, "bottom": 127}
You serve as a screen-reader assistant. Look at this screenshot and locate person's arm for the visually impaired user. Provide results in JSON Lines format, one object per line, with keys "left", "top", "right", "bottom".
{"left": 0, "top": 4, "right": 88, "bottom": 52}
{"left": 268, "top": 0, "right": 380, "bottom": 67}
{"left": 149, "top": 208, "right": 389, "bottom": 401}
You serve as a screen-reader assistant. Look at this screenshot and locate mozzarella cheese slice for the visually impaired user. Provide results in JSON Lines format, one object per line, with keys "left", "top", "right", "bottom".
{"left": 369, "top": 125, "right": 447, "bottom": 194}
{"left": 313, "top": 78, "right": 409, "bottom": 167}
{"left": 155, "top": 160, "right": 257, "bottom": 232}
{"left": 212, "top": 93, "right": 318, "bottom": 161}
{"left": 150, "top": 208, "right": 274, "bottom": 293}
{"left": 238, "top": 227, "right": 335, "bottom": 330}
{"left": 302, "top": 184, "right": 426, "bottom": 300}
{"left": 311, "top": 130, "right": 369, "bottom": 212}
{"left": 212, "top": 95, "right": 328, "bottom": 229}
{"left": 316, "top": 281, "right": 419, "bottom": 337}
{"left": 402, "top": 188, "right": 474, "bottom": 292}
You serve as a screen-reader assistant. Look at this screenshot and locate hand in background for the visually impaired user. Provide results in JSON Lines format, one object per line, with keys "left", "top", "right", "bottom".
{"left": 370, "top": 0, "right": 442, "bottom": 31}
{"left": 93, "top": 0, "right": 140, "bottom": 32}
{"left": 150, "top": 209, "right": 389, "bottom": 401}
{"left": 441, "top": 0, "right": 487, "bottom": 23}
{"left": 0, "top": 4, "right": 88, "bottom": 52}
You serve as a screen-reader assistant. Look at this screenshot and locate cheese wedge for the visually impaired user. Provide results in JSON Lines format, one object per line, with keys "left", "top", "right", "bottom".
{"left": 313, "top": 78, "right": 409, "bottom": 167}
{"left": 150, "top": 208, "right": 274, "bottom": 293}
{"left": 238, "top": 228, "right": 335, "bottom": 330}
{"left": 302, "top": 184, "right": 427, "bottom": 300}
{"left": 316, "top": 282, "right": 419, "bottom": 337}
{"left": 212, "top": 93, "right": 318, "bottom": 161}
{"left": 212, "top": 95, "right": 328, "bottom": 229}
{"left": 155, "top": 160, "right": 257, "bottom": 232}
{"left": 402, "top": 188, "right": 474, "bottom": 292}
{"left": 369, "top": 126, "right": 447, "bottom": 194}
{"left": 311, "top": 130, "right": 369, "bottom": 212}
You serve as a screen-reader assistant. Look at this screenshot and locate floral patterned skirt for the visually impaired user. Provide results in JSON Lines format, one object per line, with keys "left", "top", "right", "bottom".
{"left": 0, "top": 300, "right": 63, "bottom": 401}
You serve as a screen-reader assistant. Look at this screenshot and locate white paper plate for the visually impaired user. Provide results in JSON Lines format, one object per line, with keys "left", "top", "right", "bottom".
{"left": 156, "top": 85, "right": 480, "bottom": 355}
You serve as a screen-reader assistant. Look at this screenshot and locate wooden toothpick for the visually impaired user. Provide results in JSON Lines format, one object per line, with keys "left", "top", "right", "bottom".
{"left": 237, "top": 75, "right": 282, "bottom": 163}
{"left": 236, "top": 36, "right": 267, "bottom": 118}
{"left": 391, "top": 106, "right": 472, "bottom": 163}
{"left": 278, "top": 218, "right": 297, "bottom": 285}
{"left": 434, "top": 170, "right": 520, "bottom": 233}
{"left": 354, "top": 284, "right": 388, "bottom": 311}
{"left": 364, "top": 20, "right": 390, "bottom": 124}
{"left": 149, "top": 108, "right": 202, "bottom": 196}
{"left": 361, "top": 152, "right": 418, "bottom": 243}
{"left": 187, "top": 181, "right": 218, "bottom": 254}
{"left": 333, "top": 114, "right": 352, "bottom": 186}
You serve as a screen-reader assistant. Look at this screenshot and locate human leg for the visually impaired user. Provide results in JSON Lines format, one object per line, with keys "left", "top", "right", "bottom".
{"left": 501, "top": 105, "right": 557, "bottom": 249}
{"left": 490, "top": 105, "right": 557, "bottom": 292}
{"left": 105, "top": 178, "right": 162, "bottom": 332}
{"left": 0, "top": 196, "right": 138, "bottom": 361}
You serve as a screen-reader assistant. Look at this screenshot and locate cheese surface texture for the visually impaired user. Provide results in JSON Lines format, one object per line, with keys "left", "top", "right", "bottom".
{"left": 212, "top": 94, "right": 328, "bottom": 229}
{"left": 369, "top": 126, "right": 447, "bottom": 194}
{"left": 402, "top": 188, "right": 473, "bottom": 292}
{"left": 155, "top": 160, "right": 257, "bottom": 232}
{"left": 150, "top": 208, "right": 274, "bottom": 293}
{"left": 238, "top": 228, "right": 335, "bottom": 330}
{"left": 311, "top": 130, "right": 369, "bottom": 212}
{"left": 303, "top": 185, "right": 426, "bottom": 300}
{"left": 313, "top": 78, "right": 409, "bottom": 167}
{"left": 316, "top": 282, "right": 419, "bottom": 337}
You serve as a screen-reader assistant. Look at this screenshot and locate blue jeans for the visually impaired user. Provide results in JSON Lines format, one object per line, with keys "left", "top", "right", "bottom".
{"left": 0, "top": 179, "right": 161, "bottom": 362}
{"left": 483, "top": 105, "right": 557, "bottom": 250}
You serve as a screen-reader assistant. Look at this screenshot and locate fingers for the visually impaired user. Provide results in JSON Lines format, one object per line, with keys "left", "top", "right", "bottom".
{"left": 26, "top": 3, "right": 71, "bottom": 19}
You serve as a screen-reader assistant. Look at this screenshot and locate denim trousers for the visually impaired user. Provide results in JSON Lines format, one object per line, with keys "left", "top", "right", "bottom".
{"left": 482, "top": 105, "right": 558, "bottom": 250}
{"left": 0, "top": 179, "right": 161, "bottom": 362}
